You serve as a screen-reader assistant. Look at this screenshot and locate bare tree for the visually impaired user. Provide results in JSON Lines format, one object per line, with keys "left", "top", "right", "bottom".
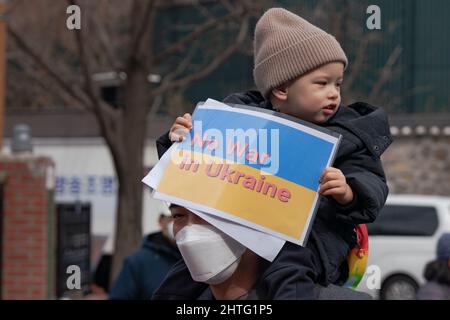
{"left": 5, "top": 0, "right": 263, "bottom": 282}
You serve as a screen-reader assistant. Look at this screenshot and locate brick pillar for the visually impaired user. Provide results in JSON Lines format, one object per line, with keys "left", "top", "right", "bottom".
{"left": 0, "top": 155, "right": 55, "bottom": 300}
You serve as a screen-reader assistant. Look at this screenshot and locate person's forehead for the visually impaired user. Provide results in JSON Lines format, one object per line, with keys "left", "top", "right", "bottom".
{"left": 304, "top": 62, "right": 342, "bottom": 76}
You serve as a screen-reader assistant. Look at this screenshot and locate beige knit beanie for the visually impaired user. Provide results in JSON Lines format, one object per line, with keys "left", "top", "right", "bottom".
{"left": 254, "top": 8, "right": 348, "bottom": 98}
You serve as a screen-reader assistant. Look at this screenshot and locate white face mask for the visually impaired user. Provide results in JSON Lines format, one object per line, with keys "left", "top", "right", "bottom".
{"left": 175, "top": 224, "right": 246, "bottom": 285}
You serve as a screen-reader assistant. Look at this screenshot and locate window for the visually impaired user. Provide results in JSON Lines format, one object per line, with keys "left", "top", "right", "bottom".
{"left": 367, "top": 205, "right": 439, "bottom": 236}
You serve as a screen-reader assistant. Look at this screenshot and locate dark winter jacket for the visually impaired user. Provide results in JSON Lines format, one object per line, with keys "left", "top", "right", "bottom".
{"left": 152, "top": 258, "right": 372, "bottom": 300}
{"left": 109, "top": 232, "right": 181, "bottom": 300}
{"left": 153, "top": 90, "right": 392, "bottom": 299}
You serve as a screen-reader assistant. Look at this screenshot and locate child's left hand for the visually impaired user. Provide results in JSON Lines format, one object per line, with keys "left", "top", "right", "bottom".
{"left": 318, "top": 167, "right": 354, "bottom": 205}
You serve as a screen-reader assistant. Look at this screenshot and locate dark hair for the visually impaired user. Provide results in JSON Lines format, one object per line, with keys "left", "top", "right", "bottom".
{"left": 423, "top": 259, "right": 450, "bottom": 285}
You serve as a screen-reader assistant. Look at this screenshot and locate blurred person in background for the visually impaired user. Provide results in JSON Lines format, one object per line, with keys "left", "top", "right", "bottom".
{"left": 109, "top": 212, "right": 181, "bottom": 300}
{"left": 416, "top": 233, "right": 450, "bottom": 300}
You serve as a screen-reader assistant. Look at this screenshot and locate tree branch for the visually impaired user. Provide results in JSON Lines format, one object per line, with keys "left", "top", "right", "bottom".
{"left": 68, "top": 0, "right": 120, "bottom": 143}
{"left": 195, "top": 1, "right": 216, "bottom": 20}
{"left": 161, "top": 41, "right": 198, "bottom": 83}
{"left": 3, "top": 0, "right": 25, "bottom": 17}
{"left": 11, "top": 61, "right": 88, "bottom": 111}
{"left": 368, "top": 45, "right": 402, "bottom": 102}
{"left": 129, "top": 0, "right": 156, "bottom": 64}
{"left": 150, "top": 16, "right": 249, "bottom": 98}
{"left": 90, "top": 12, "right": 121, "bottom": 71}
{"left": 219, "top": 0, "right": 235, "bottom": 13}
{"left": 146, "top": 40, "right": 198, "bottom": 114}
{"left": 152, "top": 7, "right": 244, "bottom": 66}
{"left": 7, "top": 24, "right": 92, "bottom": 110}
{"left": 344, "top": 34, "right": 377, "bottom": 91}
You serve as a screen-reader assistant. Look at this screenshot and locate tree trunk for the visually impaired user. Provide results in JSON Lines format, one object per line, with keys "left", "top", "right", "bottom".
{"left": 109, "top": 62, "right": 150, "bottom": 283}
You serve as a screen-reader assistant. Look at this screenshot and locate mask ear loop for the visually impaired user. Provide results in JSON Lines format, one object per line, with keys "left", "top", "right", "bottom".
{"left": 166, "top": 220, "right": 175, "bottom": 241}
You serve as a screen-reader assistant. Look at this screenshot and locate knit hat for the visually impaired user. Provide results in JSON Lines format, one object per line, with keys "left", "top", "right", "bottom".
{"left": 253, "top": 8, "right": 348, "bottom": 98}
{"left": 437, "top": 233, "right": 450, "bottom": 260}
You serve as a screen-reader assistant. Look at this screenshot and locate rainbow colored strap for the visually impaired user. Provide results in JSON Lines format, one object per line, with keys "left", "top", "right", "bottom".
{"left": 343, "top": 224, "right": 369, "bottom": 290}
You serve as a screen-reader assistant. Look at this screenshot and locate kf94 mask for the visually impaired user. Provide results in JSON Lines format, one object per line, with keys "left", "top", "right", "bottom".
{"left": 175, "top": 223, "right": 246, "bottom": 285}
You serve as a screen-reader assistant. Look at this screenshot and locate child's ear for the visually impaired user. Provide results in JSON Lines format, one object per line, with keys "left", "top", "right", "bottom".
{"left": 271, "top": 85, "right": 288, "bottom": 101}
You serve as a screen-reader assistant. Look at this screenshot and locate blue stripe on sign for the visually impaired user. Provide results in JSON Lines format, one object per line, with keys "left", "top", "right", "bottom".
{"left": 178, "top": 108, "right": 334, "bottom": 191}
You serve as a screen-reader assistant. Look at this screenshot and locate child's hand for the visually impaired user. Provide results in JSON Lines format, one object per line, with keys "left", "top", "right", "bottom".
{"left": 169, "top": 113, "right": 192, "bottom": 142}
{"left": 318, "top": 167, "right": 354, "bottom": 205}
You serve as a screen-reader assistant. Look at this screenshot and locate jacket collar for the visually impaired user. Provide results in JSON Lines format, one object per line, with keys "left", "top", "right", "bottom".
{"left": 326, "top": 102, "right": 393, "bottom": 157}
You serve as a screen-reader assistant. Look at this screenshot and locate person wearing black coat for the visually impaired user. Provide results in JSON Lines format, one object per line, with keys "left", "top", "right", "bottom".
{"left": 152, "top": 89, "right": 391, "bottom": 299}
{"left": 152, "top": 8, "right": 392, "bottom": 299}
{"left": 109, "top": 214, "right": 181, "bottom": 300}
{"left": 152, "top": 206, "right": 372, "bottom": 300}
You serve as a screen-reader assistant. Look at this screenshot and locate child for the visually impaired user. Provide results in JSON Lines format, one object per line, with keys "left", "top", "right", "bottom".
{"left": 155, "top": 8, "right": 392, "bottom": 299}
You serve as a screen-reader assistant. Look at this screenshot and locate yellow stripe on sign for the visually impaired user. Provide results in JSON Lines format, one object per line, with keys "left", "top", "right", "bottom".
{"left": 157, "top": 152, "right": 316, "bottom": 240}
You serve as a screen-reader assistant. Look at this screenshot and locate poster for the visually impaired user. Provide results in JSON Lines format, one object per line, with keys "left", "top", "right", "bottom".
{"left": 144, "top": 99, "right": 341, "bottom": 246}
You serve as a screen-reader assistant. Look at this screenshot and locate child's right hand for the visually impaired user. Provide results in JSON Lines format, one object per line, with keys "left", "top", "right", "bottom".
{"left": 169, "top": 113, "right": 192, "bottom": 142}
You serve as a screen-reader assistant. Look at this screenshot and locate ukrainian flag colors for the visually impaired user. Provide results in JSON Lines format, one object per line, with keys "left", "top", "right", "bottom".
{"left": 155, "top": 104, "right": 341, "bottom": 244}
{"left": 158, "top": 152, "right": 317, "bottom": 239}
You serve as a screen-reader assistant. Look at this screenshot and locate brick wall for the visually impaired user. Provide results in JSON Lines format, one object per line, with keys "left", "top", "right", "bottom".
{"left": 0, "top": 155, "right": 55, "bottom": 300}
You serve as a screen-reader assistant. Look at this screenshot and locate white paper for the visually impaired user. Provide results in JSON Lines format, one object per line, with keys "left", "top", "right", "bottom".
{"left": 145, "top": 100, "right": 316, "bottom": 245}
{"left": 142, "top": 134, "right": 285, "bottom": 261}
{"left": 141, "top": 98, "right": 339, "bottom": 261}
{"left": 142, "top": 142, "right": 178, "bottom": 190}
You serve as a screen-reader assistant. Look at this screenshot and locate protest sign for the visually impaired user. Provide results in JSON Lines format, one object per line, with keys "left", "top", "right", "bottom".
{"left": 145, "top": 99, "right": 341, "bottom": 246}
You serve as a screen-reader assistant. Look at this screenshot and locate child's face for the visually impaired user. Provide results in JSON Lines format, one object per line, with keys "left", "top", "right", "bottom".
{"left": 274, "top": 62, "right": 344, "bottom": 124}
